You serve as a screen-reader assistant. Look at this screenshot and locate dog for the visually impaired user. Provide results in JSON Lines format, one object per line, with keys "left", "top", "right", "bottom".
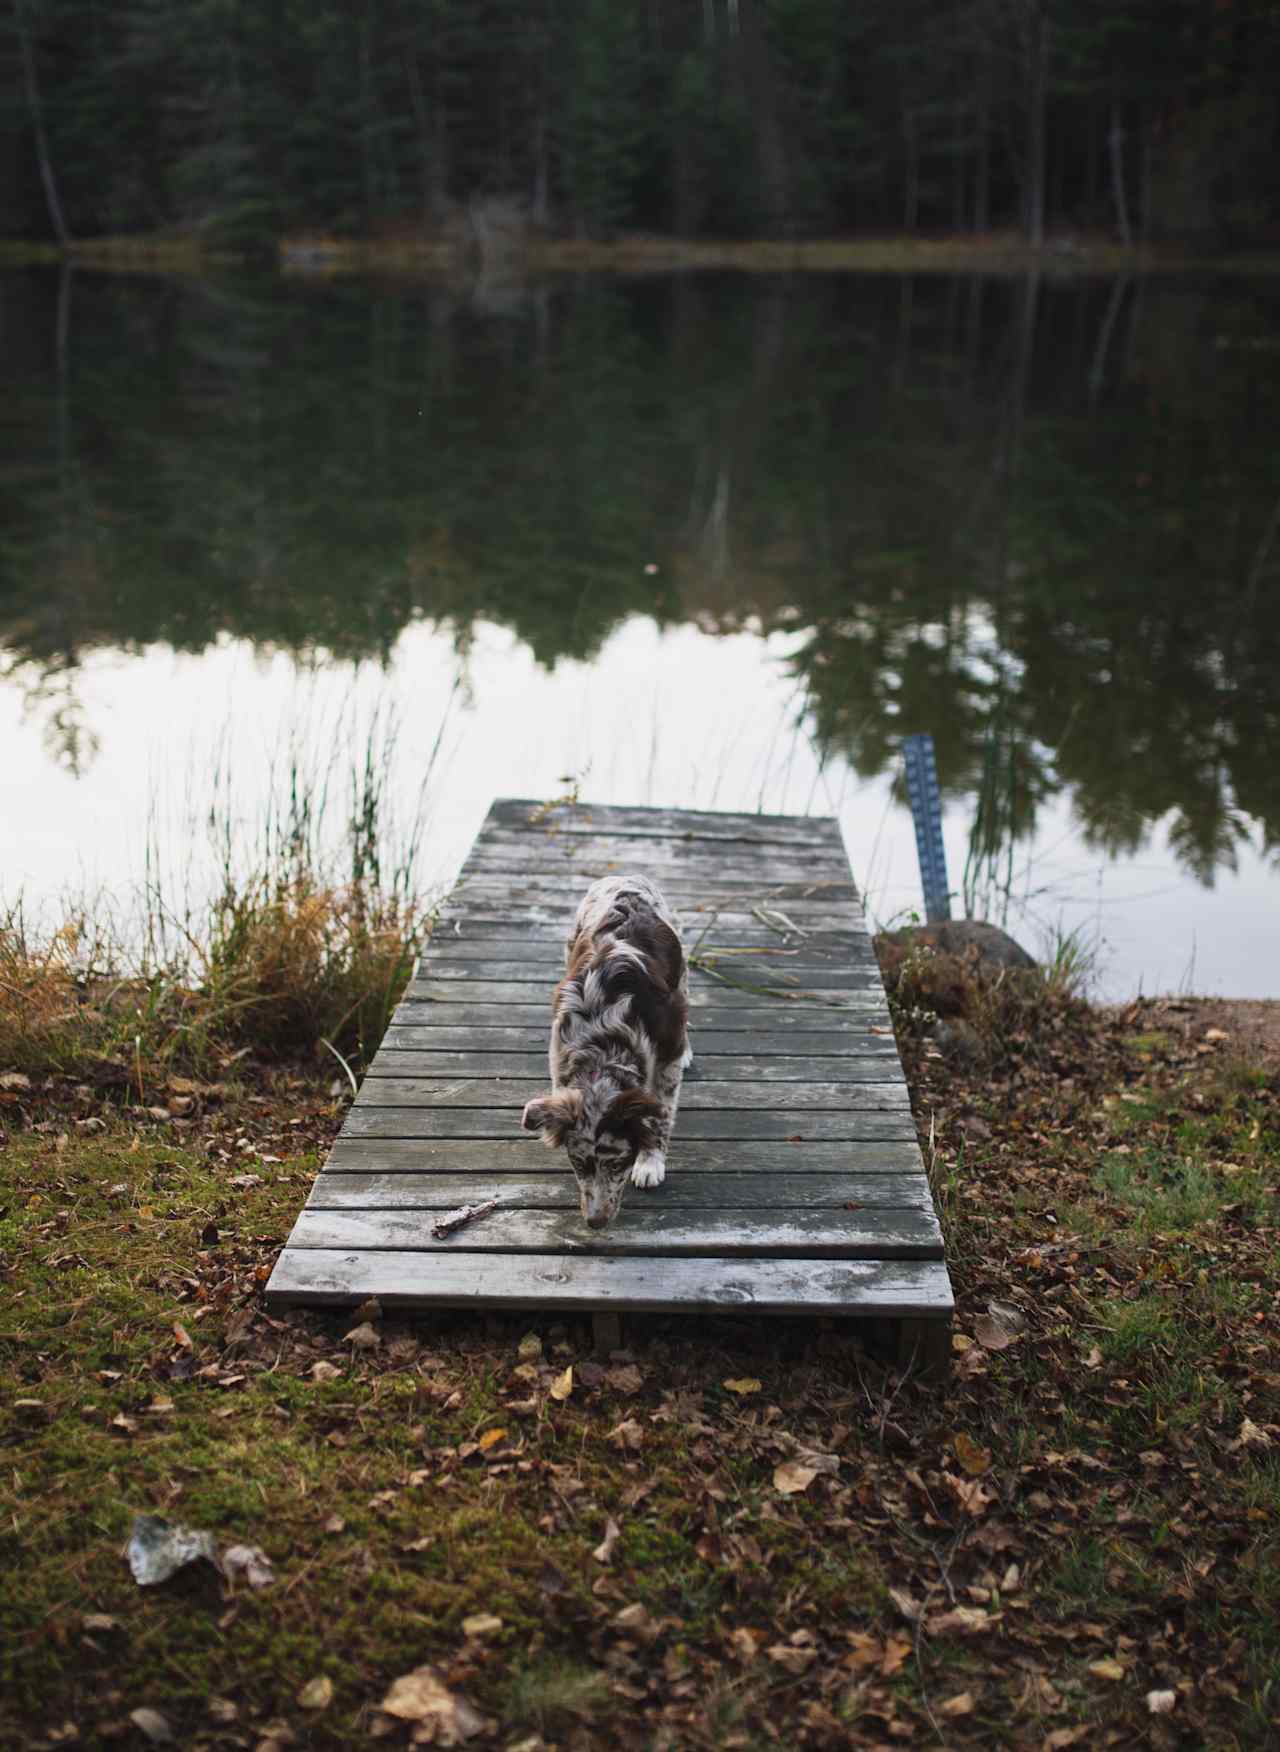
{"left": 520, "top": 873, "right": 692, "bottom": 1228}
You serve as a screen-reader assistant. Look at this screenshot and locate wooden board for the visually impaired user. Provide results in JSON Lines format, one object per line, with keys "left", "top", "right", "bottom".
{"left": 265, "top": 796, "right": 954, "bottom": 1363}
{"left": 393, "top": 1001, "right": 894, "bottom": 1029}
{"left": 323, "top": 1137, "right": 930, "bottom": 1175}
{"left": 368, "top": 1051, "right": 901, "bottom": 1082}
{"left": 378, "top": 1026, "right": 900, "bottom": 1056}
{"left": 340, "top": 1108, "right": 918, "bottom": 1142}
{"left": 353, "top": 1078, "right": 912, "bottom": 1112}
{"left": 289, "top": 1205, "right": 942, "bottom": 1258}
{"left": 308, "top": 1170, "right": 938, "bottom": 1210}
{"left": 267, "top": 1249, "right": 955, "bottom": 1318}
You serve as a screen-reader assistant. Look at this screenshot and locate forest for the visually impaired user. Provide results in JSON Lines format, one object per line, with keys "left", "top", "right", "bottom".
{"left": 5, "top": 0, "right": 1280, "bottom": 251}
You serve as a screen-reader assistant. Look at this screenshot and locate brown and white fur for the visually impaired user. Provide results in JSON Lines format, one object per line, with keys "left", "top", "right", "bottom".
{"left": 520, "top": 874, "right": 692, "bottom": 1228}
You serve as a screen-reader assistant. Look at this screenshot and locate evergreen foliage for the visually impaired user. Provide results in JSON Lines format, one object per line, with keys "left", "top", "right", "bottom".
{"left": 5, "top": 0, "right": 1279, "bottom": 245}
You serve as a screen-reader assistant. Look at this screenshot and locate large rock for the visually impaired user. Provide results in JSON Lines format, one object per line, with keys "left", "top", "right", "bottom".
{"left": 882, "top": 919, "right": 1037, "bottom": 972}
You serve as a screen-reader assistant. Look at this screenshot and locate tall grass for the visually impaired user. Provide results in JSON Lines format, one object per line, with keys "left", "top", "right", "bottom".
{"left": 0, "top": 715, "right": 438, "bottom": 1089}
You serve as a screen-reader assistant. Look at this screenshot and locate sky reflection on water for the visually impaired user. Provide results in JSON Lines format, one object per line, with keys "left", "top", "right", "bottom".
{"left": 3, "top": 616, "right": 1273, "bottom": 999}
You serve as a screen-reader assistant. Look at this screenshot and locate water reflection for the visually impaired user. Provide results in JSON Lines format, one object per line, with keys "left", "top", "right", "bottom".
{"left": 2, "top": 265, "right": 1278, "bottom": 897}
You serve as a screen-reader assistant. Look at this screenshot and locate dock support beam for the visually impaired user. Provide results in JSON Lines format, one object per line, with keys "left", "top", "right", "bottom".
{"left": 592, "top": 1311, "right": 622, "bottom": 1357}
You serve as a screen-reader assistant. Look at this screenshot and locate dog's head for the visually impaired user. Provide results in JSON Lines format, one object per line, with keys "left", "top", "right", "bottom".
{"left": 521, "top": 1086, "right": 662, "bottom": 1228}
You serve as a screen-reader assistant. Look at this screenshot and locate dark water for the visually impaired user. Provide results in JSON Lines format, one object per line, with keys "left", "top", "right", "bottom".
{"left": 2, "top": 266, "right": 1278, "bottom": 994}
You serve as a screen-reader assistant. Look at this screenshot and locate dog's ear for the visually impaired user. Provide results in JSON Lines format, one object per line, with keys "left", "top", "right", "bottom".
{"left": 520, "top": 1089, "right": 583, "bottom": 1147}
{"left": 601, "top": 1088, "right": 663, "bottom": 1152}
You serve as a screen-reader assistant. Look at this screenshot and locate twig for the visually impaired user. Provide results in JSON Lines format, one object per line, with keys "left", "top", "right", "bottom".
{"left": 431, "top": 1198, "right": 499, "bottom": 1240}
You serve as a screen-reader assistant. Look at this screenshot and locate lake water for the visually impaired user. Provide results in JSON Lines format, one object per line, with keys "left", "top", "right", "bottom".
{"left": 2, "top": 264, "right": 1278, "bottom": 998}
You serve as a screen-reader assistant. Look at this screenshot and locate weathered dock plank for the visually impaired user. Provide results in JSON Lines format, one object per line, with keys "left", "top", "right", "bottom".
{"left": 307, "top": 1171, "right": 938, "bottom": 1210}
{"left": 369, "top": 1050, "right": 900, "bottom": 1081}
{"left": 288, "top": 1205, "right": 942, "bottom": 1258}
{"left": 265, "top": 796, "right": 954, "bottom": 1372}
{"left": 267, "top": 1250, "right": 955, "bottom": 1318}
{"left": 322, "top": 1137, "right": 930, "bottom": 1175}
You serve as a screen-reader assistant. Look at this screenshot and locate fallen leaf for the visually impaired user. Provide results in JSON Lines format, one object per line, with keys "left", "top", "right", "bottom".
{"left": 723, "top": 1377, "right": 762, "bottom": 1396}
{"left": 517, "top": 1333, "right": 543, "bottom": 1361}
{"left": 928, "top": 1606, "right": 994, "bottom": 1635}
{"left": 766, "top": 1643, "right": 817, "bottom": 1674}
{"left": 352, "top": 1296, "right": 382, "bottom": 1323}
{"left": 880, "top": 1635, "right": 912, "bottom": 1677}
{"left": 727, "top": 1626, "right": 762, "bottom": 1662}
{"left": 888, "top": 1586, "right": 922, "bottom": 1623}
{"left": 952, "top": 1431, "right": 992, "bottom": 1475}
{"left": 380, "top": 1665, "right": 489, "bottom": 1741}
{"left": 171, "top": 1323, "right": 193, "bottom": 1350}
{"left": 461, "top": 1613, "right": 503, "bottom": 1640}
{"left": 1044, "top": 1730, "right": 1088, "bottom": 1749}
{"left": 310, "top": 1360, "right": 342, "bottom": 1382}
{"left": 973, "top": 1300, "right": 1028, "bottom": 1350}
{"left": 81, "top": 1613, "right": 120, "bottom": 1633}
{"left": 1146, "top": 1690, "right": 1177, "bottom": 1715}
{"left": 843, "top": 1632, "right": 881, "bottom": 1671}
{"left": 607, "top": 1363, "right": 643, "bottom": 1395}
{"left": 773, "top": 1460, "right": 818, "bottom": 1495}
{"left": 1088, "top": 1658, "right": 1127, "bottom": 1681}
{"left": 940, "top": 1692, "right": 975, "bottom": 1717}
{"left": 548, "top": 1365, "right": 574, "bottom": 1401}
{"left": 1233, "top": 1418, "right": 1272, "bottom": 1451}
{"left": 613, "top": 1602, "right": 656, "bottom": 1641}
{"left": 219, "top": 1542, "right": 275, "bottom": 1590}
{"left": 477, "top": 1427, "right": 508, "bottom": 1453}
{"left": 343, "top": 1322, "right": 380, "bottom": 1350}
{"left": 592, "top": 1517, "right": 622, "bottom": 1564}
{"left": 129, "top": 1708, "right": 173, "bottom": 1743}
{"left": 297, "top": 1677, "right": 333, "bottom": 1711}
{"left": 608, "top": 1418, "right": 644, "bottom": 1451}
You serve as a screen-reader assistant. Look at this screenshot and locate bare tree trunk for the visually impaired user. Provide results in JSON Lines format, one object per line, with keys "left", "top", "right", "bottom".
{"left": 974, "top": 50, "right": 991, "bottom": 233}
{"left": 736, "top": 0, "right": 790, "bottom": 235}
{"left": 903, "top": 109, "right": 919, "bottom": 233}
{"left": 14, "top": 0, "right": 71, "bottom": 247}
{"left": 1022, "top": 2, "right": 1048, "bottom": 246}
{"left": 1108, "top": 102, "right": 1132, "bottom": 246}
{"left": 406, "top": 52, "right": 433, "bottom": 223}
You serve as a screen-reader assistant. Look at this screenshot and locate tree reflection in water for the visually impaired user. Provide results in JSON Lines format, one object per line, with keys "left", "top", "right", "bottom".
{"left": 1, "top": 266, "right": 1277, "bottom": 889}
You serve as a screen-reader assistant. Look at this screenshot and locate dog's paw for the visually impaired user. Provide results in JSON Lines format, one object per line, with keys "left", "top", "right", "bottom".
{"left": 631, "top": 1151, "right": 666, "bottom": 1189}
{"left": 679, "top": 1042, "right": 693, "bottom": 1069}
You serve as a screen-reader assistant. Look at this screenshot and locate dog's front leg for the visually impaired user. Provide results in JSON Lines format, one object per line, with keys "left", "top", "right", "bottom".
{"left": 630, "top": 1054, "right": 684, "bottom": 1190}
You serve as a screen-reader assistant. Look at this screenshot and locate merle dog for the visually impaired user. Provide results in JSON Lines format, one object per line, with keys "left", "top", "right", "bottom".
{"left": 520, "top": 874, "right": 692, "bottom": 1228}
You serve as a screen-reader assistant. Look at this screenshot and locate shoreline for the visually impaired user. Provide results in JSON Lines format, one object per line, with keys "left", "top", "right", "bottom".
{"left": 2, "top": 228, "right": 1278, "bottom": 280}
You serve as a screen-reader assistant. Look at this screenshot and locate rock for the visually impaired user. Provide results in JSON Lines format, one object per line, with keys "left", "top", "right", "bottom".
{"left": 930, "top": 1019, "right": 987, "bottom": 1069}
{"left": 886, "top": 920, "right": 1037, "bottom": 971}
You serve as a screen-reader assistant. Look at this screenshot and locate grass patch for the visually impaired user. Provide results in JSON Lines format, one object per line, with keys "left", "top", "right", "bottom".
{"left": 0, "top": 719, "right": 434, "bottom": 1088}
{"left": 2, "top": 980, "right": 1277, "bottom": 1746}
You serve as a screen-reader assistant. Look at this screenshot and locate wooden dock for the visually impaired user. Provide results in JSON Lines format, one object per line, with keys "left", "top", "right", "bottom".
{"left": 265, "top": 798, "right": 954, "bottom": 1370}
